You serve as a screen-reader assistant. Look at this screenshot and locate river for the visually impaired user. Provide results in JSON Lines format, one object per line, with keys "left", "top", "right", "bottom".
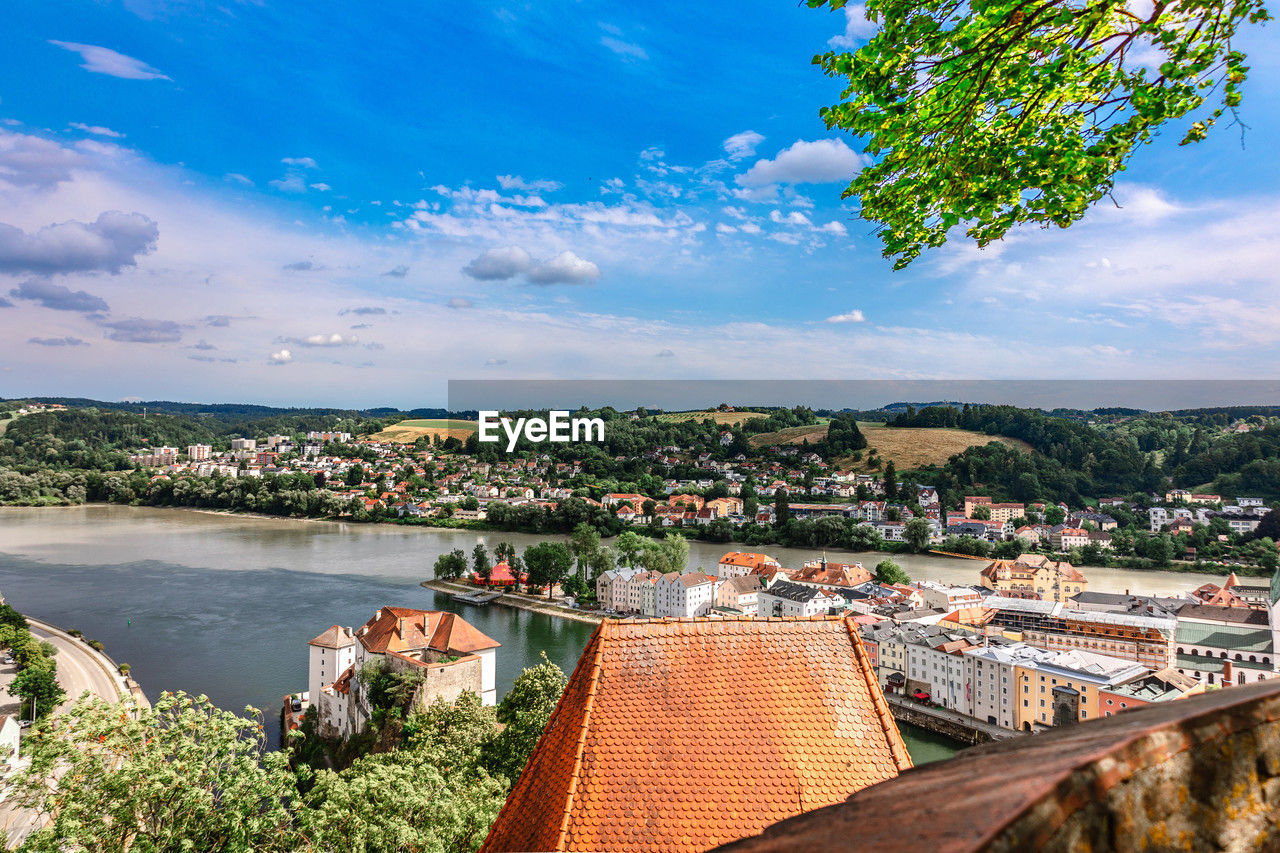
{"left": 0, "top": 505, "right": 1231, "bottom": 760}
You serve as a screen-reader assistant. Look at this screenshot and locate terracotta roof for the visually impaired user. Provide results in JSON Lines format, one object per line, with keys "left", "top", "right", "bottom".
{"left": 356, "top": 606, "right": 500, "bottom": 655}
{"left": 718, "top": 551, "right": 781, "bottom": 570}
{"left": 481, "top": 616, "right": 911, "bottom": 853}
{"left": 308, "top": 624, "right": 355, "bottom": 649}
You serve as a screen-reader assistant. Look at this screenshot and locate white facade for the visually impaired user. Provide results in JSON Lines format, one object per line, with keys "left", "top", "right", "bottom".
{"left": 655, "top": 573, "right": 719, "bottom": 618}
{"left": 757, "top": 581, "right": 840, "bottom": 618}
{"left": 917, "top": 582, "right": 983, "bottom": 612}
{"left": 906, "top": 640, "right": 974, "bottom": 710}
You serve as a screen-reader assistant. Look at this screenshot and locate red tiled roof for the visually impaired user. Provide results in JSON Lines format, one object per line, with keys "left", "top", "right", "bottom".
{"left": 356, "top": 607, "right": 500, "bottom": 655}
{"left": 308, "top": 624, "right": 355, "bottom": 649}
{"left": 481, "top": 616, "right": 911, "bottom": 853}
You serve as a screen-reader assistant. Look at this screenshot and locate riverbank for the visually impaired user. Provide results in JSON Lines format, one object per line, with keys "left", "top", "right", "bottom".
{"left": 420, "top": 579, "right": 605, "bottom": 625}
{"left": 25, "top": 616, "right": 149, "bottom": 709}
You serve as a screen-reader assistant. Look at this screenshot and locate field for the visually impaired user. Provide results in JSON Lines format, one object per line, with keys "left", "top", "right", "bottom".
{"left": 749, "top": 421, "right": 1034, "bottom": 470}
{"left": 653, "top": 411, "right": 770, "bottom": 426}
{"left": 366, "top": 418, "right": 478, "bottom": 444}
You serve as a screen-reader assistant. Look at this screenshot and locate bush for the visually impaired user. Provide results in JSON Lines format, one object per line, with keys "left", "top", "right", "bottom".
{"left": 87, "top": 640, "right": 105, "bottom": 652}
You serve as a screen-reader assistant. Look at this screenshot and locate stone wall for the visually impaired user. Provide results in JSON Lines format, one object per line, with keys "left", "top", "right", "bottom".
{"left": 716, "top": 679, "right": 1280, "bottom": 852}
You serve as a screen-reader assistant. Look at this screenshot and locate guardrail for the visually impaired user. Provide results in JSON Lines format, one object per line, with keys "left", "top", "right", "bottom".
{"left": 24, "top": 617, "right": 149, "bottom": 710}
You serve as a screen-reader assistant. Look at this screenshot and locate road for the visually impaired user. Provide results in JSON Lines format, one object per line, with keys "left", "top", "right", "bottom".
{"left": 26, "top": 624, "right": 122, "bottom": 710}
{"left": 0, "top": 622, "right": 126, "bottom": 847}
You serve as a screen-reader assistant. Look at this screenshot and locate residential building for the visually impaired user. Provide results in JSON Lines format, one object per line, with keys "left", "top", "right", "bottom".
{"left": 979, "top": 555, "right": 1088, "bottom": 602}
{"left": 758, "top": 580, "right": 842, "bottom": 618}
{"left": 716, "top": 551, "right": 781, "bottom": 579}
{"left": 310, "top": 607, "right": 500, "bottom": 738}
{"left": 1048, "top": 527, "right": 1090, "bottom": 551}
{"left": 1098, "top": 669, "right": 1203, "bottom": 717}
{"left": 983, "top": 595, "right": 1177, "bottom": 670}
{"left": 715, "top": 574, "right": 762, "bottom": 616}
{"left": 655, "top": 572, "right": 721, "bottom": 618}
{"left": 1175, "top": 603, "right": 1276, "bottom": 687}
{"left": 595, "top": 567, "right": 641, "bottom": 611}
{"left": 187, "top": 444, "right": 212, "bottom": 461}
{"left": 915, "top": 581, "right": 984, "bottom": 612}
{"left": 481, "top": 617, "right": 912, "bottom": 853}
{"left": 624, "top": 570, "right": 662, "bottom": 616}
{"left": 1013, "top": 648, "right": 1149, "bottom": 732}
{"left": 905, "top": 632, "right": 983, "bottom": 711}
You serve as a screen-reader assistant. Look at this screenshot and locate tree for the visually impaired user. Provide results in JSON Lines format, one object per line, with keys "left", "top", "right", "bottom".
{"left": 971, "top": 505, "right": 992, "bottom": 521}
{"left": 9, "top": 693, "right": 302, "bottom": 853}
{"left": 569, "top": 523, "right": 602, "bottom": 582}
{"left": 1257, "top": 508, "right": 1280, "bottom": 541}
{"left": 882, "top": 461, "right": 897, "bottom": 500}
{"left": 904, "top": 517, "right": 932, "bottom": 553}
{"left": 8, "top": 660, "right": 64, "bottom": 720}
{"left": 523, "top": 541, "right": 573, "bottom": 599}
{"left": 345, "top": 464, "right": 365, "bottom": 488}
{"left": 614, "top": 530, "right": 645, "bottom": 567}
{"left": 808, "top": 0, "right": 1268, "bottom": 268}
{"left": 473, "top": 544, "right": 490, "bottom": 583}
{"left": 874, "top": 559, "right": 911, "bottom": 586}
{"left": 774, "top": 488, "right": 791, "bottom": 528}
{"left": 480, "top": 653, "right": 567, "bottom": 784}
{"left": 433, "top": 548, "right": 468, "bottom": 580}
{"left": 637, "top": 533, "right": 690, "bottom": 575}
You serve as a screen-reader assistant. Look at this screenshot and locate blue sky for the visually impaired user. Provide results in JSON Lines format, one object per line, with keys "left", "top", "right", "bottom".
{"left": 1, "top": 0, "right": 1279, "bottom": 407}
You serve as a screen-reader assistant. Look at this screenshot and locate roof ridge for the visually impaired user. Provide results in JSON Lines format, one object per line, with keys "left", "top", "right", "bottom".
{"left": 555, "top": 621, "right": 607, "bottom": 851}
{"left": 845, "top": 616, "right": 913, "bottom": 773}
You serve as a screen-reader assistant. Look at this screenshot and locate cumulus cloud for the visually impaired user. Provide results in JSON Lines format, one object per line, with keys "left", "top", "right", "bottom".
{"left": 0, "top": 132, "right": 87, "bottom": 188}
{"left": 526, "top": 251, "right": 601, "bottom": 285}
{"left": 48, "top": 41, "right": 170, "bottom": 80}
{"left": 462, "top": 246, "right": 534, "bottom": 281}
{"left": 737, "top": 139, "right": 863, "bottom": 187}
{"left": 770, "top": 209, "right": 813, "bottom": 227}
{"left": 828, "top": 4, "right": 879, "bottom": 49}
{"left": 382, "top": 265, "right": 409, "bottom": 277}
{"left": 723, "top": 131, "right": 765, "bottom": 161}
{"left": 497, "top": 175, "right": 562, "bottom": 192}
{"left": 281, "top": 157, "right": 319, "bottom": 169}
{"left": 462, "top": 247, "right": 599, "bottom": 285}
{"left": 0, "top": 212, "right": 158, "bottom": 275}
{"left": 269, "top": 348, "right": 292, "bottom": 364}
{"left": 101, "top": 317, "right": 182, "bottom": 343}
{"left": 28, "top": 336, "right": 89, "bottom": 347}
{"left": 447, "top": 297, "right": 474, "bottom": 309}
{"left": 69, "top": 122, "right": 124, "bottom": 138}
{"left": 9, "top": 280, "right": 110, "bottom": 313}
{"left": 825, "top": 309, "right": 866, "bottom": 323}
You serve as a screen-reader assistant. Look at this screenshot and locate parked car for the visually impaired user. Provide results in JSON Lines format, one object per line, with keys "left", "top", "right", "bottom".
{"left": 3, "top": 655, "right": 13, "bottom": 665}
{"left": 291, "top": 699, "right": 302, "bottom": 713}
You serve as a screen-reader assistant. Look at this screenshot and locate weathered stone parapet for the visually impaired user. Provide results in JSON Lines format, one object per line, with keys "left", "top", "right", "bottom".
{"left": 714, "top": 678, "right": 1280, "bottom": 852}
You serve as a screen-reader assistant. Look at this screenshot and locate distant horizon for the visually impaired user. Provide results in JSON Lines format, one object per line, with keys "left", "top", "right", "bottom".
{"left": 10, "top": 379, "right": 1280, "bottom": 414}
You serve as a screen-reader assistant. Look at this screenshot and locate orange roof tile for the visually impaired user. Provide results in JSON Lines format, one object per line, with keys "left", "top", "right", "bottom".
{"left": 308, "top": 624, "right": 355, "bottom": 649}
{"left": 481, "top": 616, "right": 911, "bottom": 853}
{"left": 356, "top": 606, "right": 500, "bottom": 655}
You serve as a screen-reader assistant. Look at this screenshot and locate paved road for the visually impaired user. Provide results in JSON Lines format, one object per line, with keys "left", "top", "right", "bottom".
{"left": 27, "top": 624, "right": 122, "bottom": 710}
{"left": 0, "top": 622, "right": 126, "bottom": 847}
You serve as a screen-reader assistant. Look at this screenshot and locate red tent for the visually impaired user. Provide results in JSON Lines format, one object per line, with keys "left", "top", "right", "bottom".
{"left": 474, "top": 560, "right": 522, "bottom": 587}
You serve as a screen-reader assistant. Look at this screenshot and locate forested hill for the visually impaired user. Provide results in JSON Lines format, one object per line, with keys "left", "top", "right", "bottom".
{"left": 891, "top": 404, "right": 1280, "bottom": 503}
{"left": 7, "top": 397, "right": 450, "bottom": 420}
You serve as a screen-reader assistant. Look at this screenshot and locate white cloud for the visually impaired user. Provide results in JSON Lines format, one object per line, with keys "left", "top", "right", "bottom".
{"left": 224, "top": 173, "right": 254, "bottom": 186}
{"left": 69, "top": 123, "right": 124, "bottom": 139}
{"left": 826, "top": 309, "right": 866, "bottom": 323}
{"left": 497, "top": 175, "right": 562, "bottom": 192}
{"left": 770, "top": 209, "right": 812, "bottom": 227}
{"left": 462, "top": 246, "right": 533, "bottom": 280}
{"left": 310, "top": 182, "right": 332, "bottom": 192}
{"left": 270, "top": 348, "right": 292, "bottom": 364}
{"left": 723, "top": 131, "right": 765, "bottom": 161}
{"left": 0, "top": 133, "right": 88, "bottom": 188}
{"left": 601, "top": 36, "right": 648, "bottom": 61}
{"left": 281, "top": 157, "right": 319, "bottom": 169}
{"left": 48, "top": 41, "right": 170, "bottom": 80}
{"left": 0, "top": 212, "right": 158, "bottom": 274}
{"left": 737, "top": 139, "right": 863, "bottom": 187}
{"left": 828, "top": 4, "right": 879, "bottom": 49}
{"left": 269, "top": 173, "right": 307, "bottom": 193}
{"left": 288, "top": 333, "right": 359, "bottom": 347}
{"left": 447, "top": 297, "right": 474, "bottom": 309}
{"left": 527, "top": 250, "right": 600, "bottom": 285}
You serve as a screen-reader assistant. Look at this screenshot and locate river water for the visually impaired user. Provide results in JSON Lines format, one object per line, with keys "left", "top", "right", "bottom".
{"left": 0, "top": 505, "right": 1230, "bottom": 760}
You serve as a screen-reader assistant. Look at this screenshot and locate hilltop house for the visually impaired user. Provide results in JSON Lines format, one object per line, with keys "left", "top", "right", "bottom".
{"left": 309, "top": 607, "right": 500, "bottom": 738}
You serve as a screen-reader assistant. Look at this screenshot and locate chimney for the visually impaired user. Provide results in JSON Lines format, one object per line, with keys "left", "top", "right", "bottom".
{"left": 375, "top": 608, "right": 382, "bottom": 622}
{"left": 398, "top": 617, "right": 406, "bottom": 637}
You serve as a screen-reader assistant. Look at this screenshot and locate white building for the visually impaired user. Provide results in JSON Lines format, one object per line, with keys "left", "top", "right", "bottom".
{"left": 757, "top": 580, "right": 841, "bottom": 618}
{"left": 596, "top": 567, "right": 641, "bottom": 611}
{"left": 309, "top": 607, "right": 499, "bottom": 738}
{"left": 916, "top": 582, "right": 983, "bottom": 612}
{"left": 655, "top": 572, "right": 721, "bottom": 618}
{"left": 230, "top": 438, "right": 257, "bottom": 452}
{"left": 625, "top": 571, "right": 662, "bottom": 617}
{"left": 187, "top": 444, "right": 212, "bottom": 461}
{"left": 905, "top": 633, "right": 982, "bottom": 711}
